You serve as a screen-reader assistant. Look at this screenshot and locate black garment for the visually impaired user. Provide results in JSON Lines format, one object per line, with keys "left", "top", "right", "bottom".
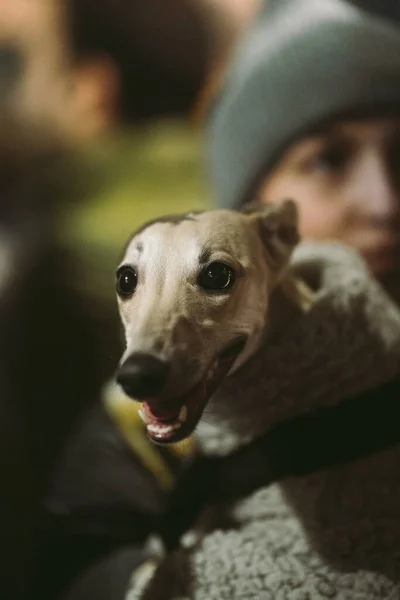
{"left": 33, "top": 406, "right": 173, "bottom": 600}
{"left": 48, "top": 376, "right": 400, "bottom": 600}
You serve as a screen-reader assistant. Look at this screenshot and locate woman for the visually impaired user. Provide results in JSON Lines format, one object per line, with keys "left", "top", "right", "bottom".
{"left": 208, "top": 0, "right": 400, "bottom": 300}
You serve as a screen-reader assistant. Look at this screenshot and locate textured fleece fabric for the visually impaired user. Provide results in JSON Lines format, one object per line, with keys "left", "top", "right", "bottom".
{"left": 208, "top": 0, "right": 400, "bottom": 209}
{"left": 126, "top": 242, "right": 400, "bottom": 599}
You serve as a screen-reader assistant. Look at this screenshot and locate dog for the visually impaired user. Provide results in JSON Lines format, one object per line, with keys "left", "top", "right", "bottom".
{"left": 115, "top": 199, "right": 312, "bottom": 445}
{"left": 115, "top": 200, "right": 400, "bottom": 600}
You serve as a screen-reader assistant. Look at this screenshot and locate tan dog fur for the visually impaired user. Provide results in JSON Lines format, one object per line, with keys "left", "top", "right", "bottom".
{"left": 116, "top": 200, "right": 314, "bottom": 443}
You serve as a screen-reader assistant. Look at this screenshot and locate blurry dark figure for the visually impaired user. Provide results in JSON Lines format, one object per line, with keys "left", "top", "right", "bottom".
{"left": 0, "top": 0, "right": 213, "bottom": 144}
{"left": 0, "top": 123, "right": 101, "bottom": 597}
{"left": 0, "top": 123, "right": 180, "bottom": 600}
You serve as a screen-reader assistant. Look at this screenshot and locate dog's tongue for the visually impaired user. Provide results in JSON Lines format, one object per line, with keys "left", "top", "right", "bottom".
{"left": 139, "top": 399, "right": 189, "bottom": 443}
{"left": 142, "top": 400, "right": 182, "bottom": 424}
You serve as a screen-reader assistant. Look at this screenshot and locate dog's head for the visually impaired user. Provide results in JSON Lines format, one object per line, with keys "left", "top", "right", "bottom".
{"left": 115, "top": 199, "right": 299, "bottom": 444}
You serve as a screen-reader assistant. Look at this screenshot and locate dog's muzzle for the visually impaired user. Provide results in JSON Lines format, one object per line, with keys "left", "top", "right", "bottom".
{"left": 115, "top": 336, "right": 248, "bottom": 445}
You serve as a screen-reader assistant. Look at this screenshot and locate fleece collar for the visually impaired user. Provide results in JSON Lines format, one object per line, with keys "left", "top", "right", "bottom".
{"left": 196, "top": 242, "right": 400, "bottom": 456}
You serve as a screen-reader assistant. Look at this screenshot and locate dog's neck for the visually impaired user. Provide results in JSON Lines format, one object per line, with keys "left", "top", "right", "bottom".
{"left": 263, "top": 274, "right": 315, "bottom": 345}
{"left": 196, "top": 242, "right": 400, "bottom": 456}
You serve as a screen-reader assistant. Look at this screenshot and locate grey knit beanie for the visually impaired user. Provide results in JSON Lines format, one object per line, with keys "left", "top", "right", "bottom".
{"left": 207, "top": 0, "right": 400, "bottom": 209}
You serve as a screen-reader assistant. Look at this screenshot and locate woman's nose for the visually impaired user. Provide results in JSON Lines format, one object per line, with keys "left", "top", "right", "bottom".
{"left": 352, "top": 152, "right": 399, "bottom": 222}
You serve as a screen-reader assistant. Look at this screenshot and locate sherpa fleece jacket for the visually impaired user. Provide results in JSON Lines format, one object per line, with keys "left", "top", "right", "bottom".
{"left": 124, "top": 242, "right": 400, "bottom": 600}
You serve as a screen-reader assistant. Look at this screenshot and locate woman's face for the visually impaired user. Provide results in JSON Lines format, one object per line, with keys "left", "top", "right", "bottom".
{"left": 258, "top": 118, "right": 400, "bottom": 278}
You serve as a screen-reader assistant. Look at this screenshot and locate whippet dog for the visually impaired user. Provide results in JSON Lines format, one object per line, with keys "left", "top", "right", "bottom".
{"left": 115, "top": 199, "right": 313, "bottom": 445}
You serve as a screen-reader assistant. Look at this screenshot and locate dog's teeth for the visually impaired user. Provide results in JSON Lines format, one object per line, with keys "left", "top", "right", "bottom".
{"left": 147, "top": 422, "right": 182, "bottom": 437}
{"left": 138, "top": 408, "right": 148, "bottom": 424}
{"left": 178, "top": 405, "right": 187, "bottom": 423}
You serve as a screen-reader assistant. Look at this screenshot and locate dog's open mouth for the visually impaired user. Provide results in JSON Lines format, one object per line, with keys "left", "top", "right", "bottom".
{"left": 138, "top": 336, "right": 247, "bottom": 444}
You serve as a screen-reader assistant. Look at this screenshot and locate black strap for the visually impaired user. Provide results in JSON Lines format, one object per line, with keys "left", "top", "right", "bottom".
{"left": 161, "top": 377, "right": 400, "bottom": 548}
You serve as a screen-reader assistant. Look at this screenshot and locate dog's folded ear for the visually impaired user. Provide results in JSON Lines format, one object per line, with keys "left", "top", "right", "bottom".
{"left": 243, "top": 199, "right": 300, "bottom": 269}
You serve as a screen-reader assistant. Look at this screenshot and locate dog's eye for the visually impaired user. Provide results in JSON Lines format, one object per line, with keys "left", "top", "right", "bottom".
{"left": 116, "top": 266, "right": 137, "bottom": 298}
{"left": 198, "top": 262, "right": 235, "bottom": 291}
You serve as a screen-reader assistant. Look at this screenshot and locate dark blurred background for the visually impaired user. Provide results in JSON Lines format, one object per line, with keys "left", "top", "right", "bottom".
{"left": 1, "top": 1, "right": 400, "bottom": 599}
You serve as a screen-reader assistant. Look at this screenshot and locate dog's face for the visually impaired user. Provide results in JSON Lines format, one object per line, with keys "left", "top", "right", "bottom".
{"left": 115, "top": 199, "right": 299, "bottom": 444}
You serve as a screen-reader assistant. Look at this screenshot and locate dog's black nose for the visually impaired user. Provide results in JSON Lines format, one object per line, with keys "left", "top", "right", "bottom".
{"left": 116, "top": 353, "right": 170, "bottom": 399}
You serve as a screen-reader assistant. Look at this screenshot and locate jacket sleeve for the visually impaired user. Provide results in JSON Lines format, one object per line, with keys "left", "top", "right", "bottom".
{"left": 35, "top": 404, "right": 186, "bottom": 600}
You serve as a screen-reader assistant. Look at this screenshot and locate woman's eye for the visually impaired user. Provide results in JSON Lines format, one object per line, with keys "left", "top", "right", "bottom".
{"left": 116, "top": 266, "right": 138, "bottom": 298}
{"left": 308, "top": 142, "right": 352, "bottom": 175}
{"left": 198, "top": 262, "right": 235, "bottom": 292}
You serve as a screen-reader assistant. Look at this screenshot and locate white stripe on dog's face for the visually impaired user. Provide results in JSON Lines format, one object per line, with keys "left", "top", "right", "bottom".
{"left": 116, "top": 202, "right": 299, "bottom": 404}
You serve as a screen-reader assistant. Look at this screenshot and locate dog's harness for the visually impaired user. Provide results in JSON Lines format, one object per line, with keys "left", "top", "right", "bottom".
{"left": 160, "top": 376, "right": 400, "bottom": 549}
